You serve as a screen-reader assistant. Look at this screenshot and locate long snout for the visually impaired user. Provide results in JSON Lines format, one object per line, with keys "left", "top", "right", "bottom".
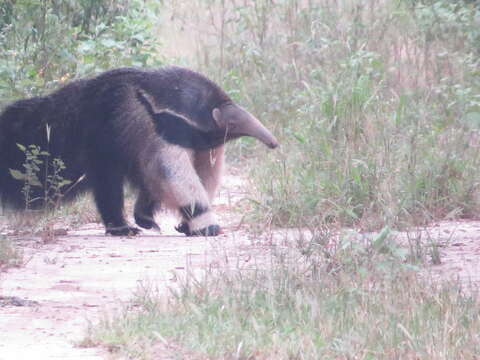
{"left": 232, "top": 108, "right": 279, "bottom": 149}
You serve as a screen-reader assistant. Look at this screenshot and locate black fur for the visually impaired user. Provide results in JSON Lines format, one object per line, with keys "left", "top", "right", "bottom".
{"left": 175, "top": 203, "right": 210, "bottom": 237}
{"left": 134, "top": 189, "right": 160, "bottom": 231}
{"left": 136, "top": 91, "right": 226, "bottom": 150}
{"left": 175, "top": 223, "right": 220, "bottom": 237}
{"left": 152, "top": 112, "right": 226, "bottom": 150}
{"left": 0, "top": 67, "right": 232, "bottom": 235}
{"left": 179, "top": 202, "right": 208, "bottom": 219}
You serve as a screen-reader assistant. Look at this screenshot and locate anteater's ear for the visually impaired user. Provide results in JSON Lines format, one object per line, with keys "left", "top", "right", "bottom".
{"left": 212, "top": 108, "right": 223, "bottom": 126}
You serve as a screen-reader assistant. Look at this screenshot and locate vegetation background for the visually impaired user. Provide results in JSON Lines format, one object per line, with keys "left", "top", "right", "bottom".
{"left": 1, "top": 0, "right": 480, "bottom": 359}
{"left": 1, "top": 0, "right": 479, "bottom": 230}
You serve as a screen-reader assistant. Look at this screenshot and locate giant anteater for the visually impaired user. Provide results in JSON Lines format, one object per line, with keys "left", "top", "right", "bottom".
{"left": 0, "top": 67, "right": 278, "bottom": 236}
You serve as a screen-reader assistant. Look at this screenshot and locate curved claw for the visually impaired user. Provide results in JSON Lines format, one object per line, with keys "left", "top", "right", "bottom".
{"left": 175, "top": 222, "right": 189, "bottom": 235}
{"left": 106, "top": 225, "right": 141, "bottom": 236}
{"left": 135, "top": 215, "right": 161, "bottom": 232}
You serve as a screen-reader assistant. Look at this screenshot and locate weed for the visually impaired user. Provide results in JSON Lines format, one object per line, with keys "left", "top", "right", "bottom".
{"left": 7, "top": 143, "right": 73, "bottom": 240}
{"left": 0, "top": 235, "right": 23, "bottom": 270}
{"left": 86, "top": 227, "right": 480, "bottom": 359}
{"left": 9, "top": 144, "right": 47, "bottom": 210}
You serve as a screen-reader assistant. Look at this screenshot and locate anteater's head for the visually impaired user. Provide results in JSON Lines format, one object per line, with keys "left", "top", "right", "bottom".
{"left": 144, "top": 66, "right": 279, "bottom": 150}
{"left": 212, "top": 104, "right": 279, "bottom": 149}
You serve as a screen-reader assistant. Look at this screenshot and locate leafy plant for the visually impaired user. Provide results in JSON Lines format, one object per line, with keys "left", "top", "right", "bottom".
{"left": 0, "top": 0, "right": 164, "bottom": 105}
{"left": 9, "top": 144, "right": 47, "bottom": 209}
{"left": 9, "top": 143, "right": 71, "bottom": 210}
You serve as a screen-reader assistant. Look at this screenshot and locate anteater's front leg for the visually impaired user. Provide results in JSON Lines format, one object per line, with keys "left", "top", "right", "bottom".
{"left": 144, "top": 146, "right": 221, "bottom": 237}
{"left": 194, "top": 145, "right": 224, "bottom": 202}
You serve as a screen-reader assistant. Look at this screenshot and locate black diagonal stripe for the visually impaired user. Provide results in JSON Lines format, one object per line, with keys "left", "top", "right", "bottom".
{"left": 179, "top": 202, "right": 208, "bottom": 219}
{"left": 136, "top": 90, "right": 225, "bottom": 150}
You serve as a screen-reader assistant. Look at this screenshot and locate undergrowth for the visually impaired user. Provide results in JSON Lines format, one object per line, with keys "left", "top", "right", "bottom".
{"left": 85, "top": 227, "right": 480, "bottom": 359}
{"left": 0, "top": 0, "right": 164, "bottom": 105}
{"left": 168, "top": 0, "right": 480, "bottom": 230}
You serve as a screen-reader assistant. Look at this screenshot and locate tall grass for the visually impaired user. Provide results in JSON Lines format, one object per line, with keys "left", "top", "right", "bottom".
{"left": 86, "top": 229, "right": 480, "bottom": 359}
{"left": 167, "top": 0, "right": 480, "bottom": 229}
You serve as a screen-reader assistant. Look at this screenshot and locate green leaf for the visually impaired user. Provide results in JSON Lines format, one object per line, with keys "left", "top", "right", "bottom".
{"left": 101, "top": 38, "right": 118, "bottom": 48}
{"left": 16, "top": 144, "right": 26, "bottom": 152}
{"left": 29, "top": 177, "right": 42, "bottom": 187}
{"left": 294, "top": 133, "right": 306, "bottom": 144}
{"left": 59, "top": 179, "right": 72, "bottom": 187}
{"left": 9, "top": 169, "right": 26, "bottom": 181}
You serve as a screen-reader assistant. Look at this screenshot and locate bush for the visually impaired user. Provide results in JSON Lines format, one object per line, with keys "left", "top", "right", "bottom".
{"left": 0, "top": 0, "right": 164, "bottom": 105}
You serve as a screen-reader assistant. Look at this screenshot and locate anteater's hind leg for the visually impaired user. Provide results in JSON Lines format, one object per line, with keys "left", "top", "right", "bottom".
{"left": 144, "top": 146, "right": 220, "bottom": 237}
{"left": 173, "top": 146, "right": 225, "bottom": 235}
{"left": 89, "top": 154, "right": 140, "bottom": 236}
{"left": 134, "top": 188, "right": 160, "bottom": 231}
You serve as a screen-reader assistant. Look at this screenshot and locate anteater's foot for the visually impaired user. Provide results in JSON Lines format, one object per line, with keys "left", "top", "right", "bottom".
{"left": 134, "top": 214, "right": 160, "bottom": 231}
{"left": 175, "top": 222, "right": 189, "bottom": 235}
{"left": 175, "top": 223, "right": 221, "bottom": 237}
{"left": 106, "top": 225, "right": 141, "bottom": 236}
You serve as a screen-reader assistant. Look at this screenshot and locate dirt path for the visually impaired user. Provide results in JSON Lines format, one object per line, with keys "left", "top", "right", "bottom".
{"left": 416, "top": 220, "right": 480, "bottom": 286}
{"left": 0, "top": 174, "right": 256, "bottom": 360}
{"left": 1, "top": 172, "right": 480, "bottom": 359}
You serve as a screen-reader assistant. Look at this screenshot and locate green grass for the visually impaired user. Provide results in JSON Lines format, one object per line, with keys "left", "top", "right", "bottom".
{"left": 168, "top": 0, "right": 480, "bottom": 230}
{"left": 85, "top": 228, "right": 480, "bottom": 359}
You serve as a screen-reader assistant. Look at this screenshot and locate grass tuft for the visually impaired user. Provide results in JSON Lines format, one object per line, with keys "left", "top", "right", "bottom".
{"left": 0, "top": 235, "right": 23, "bottom": 270}
{"left": 86, "top": 228, "right": 480, "bottom": 359}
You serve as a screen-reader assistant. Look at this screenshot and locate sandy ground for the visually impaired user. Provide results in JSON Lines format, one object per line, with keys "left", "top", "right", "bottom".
{"left": 1, "top": 173, "right": 480, "bottom": 360}
{"left": 411, "top": 220, "right": 480, "bottom": 287}
{"left": 0, "top": 229, "right": 261, "bottom": 360}
{"left": 0, "top": 174, "right": 261, "bottom": 360}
